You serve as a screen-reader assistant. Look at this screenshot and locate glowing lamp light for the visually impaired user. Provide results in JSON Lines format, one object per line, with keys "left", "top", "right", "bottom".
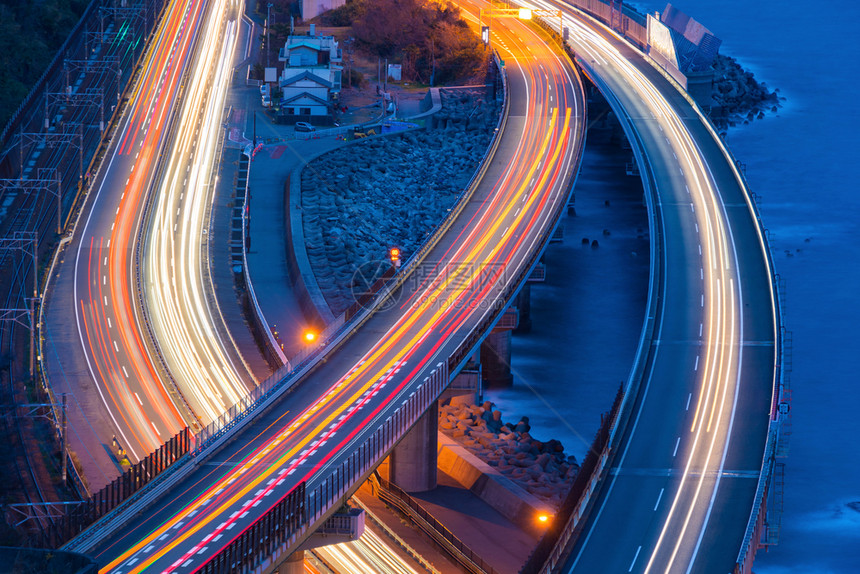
{"left": 518, "top": 8, "right": 533, "bottom": 20}
{"left": 389, "top": 247, "right": 402, "bottom": 268}
{"left": 538, "top": 513, "right": 550, "bottom": 523}
{"left": 303, "top": 331, "right": 317, "bottom": 343}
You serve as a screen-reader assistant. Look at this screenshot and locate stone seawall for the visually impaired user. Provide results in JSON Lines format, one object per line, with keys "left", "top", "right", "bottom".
{"left": 299, "top": 88, "right": 502, "bottom": 315}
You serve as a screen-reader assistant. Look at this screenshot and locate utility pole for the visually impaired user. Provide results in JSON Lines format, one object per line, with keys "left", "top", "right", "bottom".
{"left": 267, "top": 3, "right": 273, "bottom": 69}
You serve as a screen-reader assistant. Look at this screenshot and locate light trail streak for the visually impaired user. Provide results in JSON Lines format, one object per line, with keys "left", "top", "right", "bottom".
{"left": 312, "top": 527, "right": 422, "bottom": 574}
{"left": 144, "top": 0, "right": 250, "bottom": 424}
{"left": 515, "top": 1, "right": 750, "bottom": 571}
{"left": 75, "top": 0, "right": 208, "bottom": 459}
{"left": 97, "top": 6, "right": 583, "bottom": 572}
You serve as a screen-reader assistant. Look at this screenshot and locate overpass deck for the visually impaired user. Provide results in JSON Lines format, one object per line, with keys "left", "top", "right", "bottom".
{"left": 65, "top": 5, "right": 588, "bottom": 572}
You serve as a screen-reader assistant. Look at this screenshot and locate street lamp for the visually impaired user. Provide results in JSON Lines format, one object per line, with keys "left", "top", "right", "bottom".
{"left": 389, "top": 247, "right": 402, "bottom": 269}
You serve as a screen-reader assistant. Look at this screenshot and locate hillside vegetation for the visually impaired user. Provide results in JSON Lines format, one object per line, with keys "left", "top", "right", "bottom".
{"left": 322, "top": 0, "right": 486, "bottom": 85}
{"left": 0, "top": 0, "right": 89, "bottom": 129}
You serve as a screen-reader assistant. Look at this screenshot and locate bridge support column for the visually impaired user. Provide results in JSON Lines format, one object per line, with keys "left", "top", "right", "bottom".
{"left": 281, "top": 550, "right": 304, "bottom": 574}
{"left": 515, "top": 284, "right": 532, "bottom": 333}
{"left": 481, "top": 328, "right": 513, "bottom": 388}
{"left": 389, "top": 401, "right": 438, "bottom": 492}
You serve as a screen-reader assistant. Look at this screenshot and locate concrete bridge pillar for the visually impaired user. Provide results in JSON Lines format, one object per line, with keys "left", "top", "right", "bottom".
{"left": 515, "top": 284, "right": 532, "bottom": 333}
{"left": 481, "top": 327, "right": 513, "bottom": 388}
{"left": 281, "top": 550, "right": 304, "bottom": 574}
{"left": 389, "top": 401, "right": 438, "bottom": 492}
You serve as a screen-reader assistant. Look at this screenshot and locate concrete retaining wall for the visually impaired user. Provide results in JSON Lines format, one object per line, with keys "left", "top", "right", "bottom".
{"left": 437, "top": 433, "right": 551, "bottom": 535}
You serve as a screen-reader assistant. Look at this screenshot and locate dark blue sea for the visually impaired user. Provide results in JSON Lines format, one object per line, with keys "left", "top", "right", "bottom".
{"left": 491, "top": 1, "right": 860, "bottom": 571}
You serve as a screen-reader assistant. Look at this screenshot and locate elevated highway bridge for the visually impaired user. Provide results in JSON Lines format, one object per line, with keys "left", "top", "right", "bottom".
{"left": 62, "top": 1, "right": 587, "bottom": 571}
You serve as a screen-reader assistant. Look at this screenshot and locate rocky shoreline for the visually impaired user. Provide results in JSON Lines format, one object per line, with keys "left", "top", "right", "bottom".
{"left": 711, "top": 53, "right": 784, "bottom": 127}
{"left": 300, "top": 88, "right": 501, "bottom": 315}
{"left": 440, "top": 398, "right": 579, "bottom": 509}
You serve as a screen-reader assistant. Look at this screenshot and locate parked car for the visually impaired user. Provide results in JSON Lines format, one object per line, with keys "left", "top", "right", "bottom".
{"left": 295, "top": 122, "right": 315, "bottom": 133}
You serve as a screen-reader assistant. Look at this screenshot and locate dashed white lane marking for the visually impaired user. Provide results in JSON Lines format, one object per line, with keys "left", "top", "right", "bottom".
{"left": 673, "top": 437, "right": 681, "bottom": 457}
{"left": 107, "top": 317, "right": 112, "bottom": 328}
{"left": 134, "top": 392, "right": 142, "bottom": 406}
{"left": 104, "top": 257, "right": 108, "bottom": 266}
{"left": 113, "top": 340, "right": 119, "bottom": 353}
{"left": 695, "top": 223, "right": 699, "bottom": 233}
{"left": 694, "top": 356, "right": 699, "bottom": 371}
{"left": 699, "top": 323, "right": 703, "bottom": 337}
{"left": 672, "top": 152, "right": 677, "bottom": 159}
{"left": 104, "top": 295, "right": 108, "bottom": 306}
{"left": 700, "top": 268, "right": 704, "bottom": 280}
{"left": 103, "top": 275, "right": 106, "bottom": 285}
{"left": 654, "top": 488, "right": 664, "bottom": 511}
{"left": 686, "top": 393, "right": 692, "bottom": 411}
{"left": 123, "top": 366, "right": 130, "bottom": 378}
{"left": 701, "top": 294, "right": 705, "bottom": 307}
{"left": 698, "top": 244, "right": 702, "bottom": 255}
{"left": 679, "top": 168, "right": 685, "bottom": 176}
{"left": 151, "top": 421, "right": 160, "bottom": 436}
{"left": 628, "top": 546, "right": 642, "bottom": 572}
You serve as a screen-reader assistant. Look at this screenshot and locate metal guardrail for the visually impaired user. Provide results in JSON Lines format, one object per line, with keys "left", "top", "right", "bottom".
{"left": 520, "top": 386, "right": 623, "bottom": 574}
{"left": 34, "top": 0, "right": 173, "bottom": 503}
{"left": 63, "top": 53, "right": 511, "bottom": 553}
{"left": 519, "top": 3, "right": 784, "bottom": 571}
{"left": 373, "top": 473, "right": 500, "bottom": 574}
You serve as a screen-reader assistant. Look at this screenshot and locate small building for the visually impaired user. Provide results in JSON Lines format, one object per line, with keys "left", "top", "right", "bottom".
{"left": 278, "top": 25, "right": 342, "bottom": 119}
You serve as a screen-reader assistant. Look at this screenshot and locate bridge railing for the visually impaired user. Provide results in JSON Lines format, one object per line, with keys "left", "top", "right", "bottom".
{"left": 520, "top": 386, "right": 624, "bottom": 574}
{"left": 196, "top": 482, "right": 306, "bottom": 574}
{"left": 537, "top": 3, "right": 787, "bottom": 570}
{"left": 63, "top": 53, "right": 510, "bottom": 553}
{"left": 373, "top": 473, "right": 499, "bottom": 574}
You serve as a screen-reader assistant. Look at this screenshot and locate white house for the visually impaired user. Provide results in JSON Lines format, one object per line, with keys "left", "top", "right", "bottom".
{"left": 278, "top": 25, "right": 342, "bottom": 118}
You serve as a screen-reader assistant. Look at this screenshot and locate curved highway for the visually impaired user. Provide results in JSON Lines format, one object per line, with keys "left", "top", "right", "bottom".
{"left": 71, "top": 3, "right": 587, "bottom": 571}
{"left": 520, "top": 3, "right": 777, "bottom": 572}
{"left": 50, "top": 0, "right": 253, "bottom": 473}
{"left": 142, "top": 0, "right": 252, "bottom": 425}
{"left": 71, "top": 0, "right": 208, "bottom": 460}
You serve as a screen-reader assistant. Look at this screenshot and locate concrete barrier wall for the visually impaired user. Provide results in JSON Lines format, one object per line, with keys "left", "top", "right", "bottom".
{"left": 437, "top": 433, "right": 549, "bottom": 535}
{"left": 283, "top": 174, "right": 331, "bottom": 327}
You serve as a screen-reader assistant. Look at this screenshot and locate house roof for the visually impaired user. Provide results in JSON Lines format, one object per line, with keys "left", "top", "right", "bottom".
{"left": 281, "top": 92, "right": 330, "bottom": 106}
{"left": 286, "top": 40, "right": 324, "bottom": 52}
{"left": 281, "top": 70, "right": 333, "bottom": 89}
